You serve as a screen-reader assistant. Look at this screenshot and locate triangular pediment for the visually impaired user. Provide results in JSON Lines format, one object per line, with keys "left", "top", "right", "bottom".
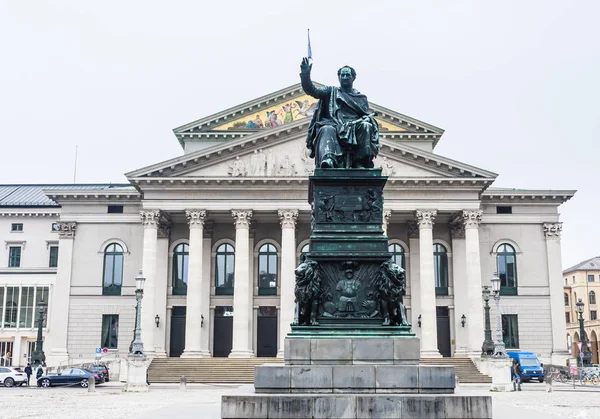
{"left": 126, "top": 120, "right": 496, "bottom": 182}
{"left": 172, "top": 83, "right": 444, "bottom": 149}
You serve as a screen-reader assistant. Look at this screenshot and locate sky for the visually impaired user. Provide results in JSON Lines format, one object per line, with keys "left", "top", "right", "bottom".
{"left": 0, "top": 1, "right": 599, "bottom": 268}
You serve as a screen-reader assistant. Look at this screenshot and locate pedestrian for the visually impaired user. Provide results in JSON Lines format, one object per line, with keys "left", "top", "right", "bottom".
{"left": 512, "top": 361, "right": 522, "bottom": 391}
{"left": 24, "top": 363, "right": 32, "bottom": 386}
{"left": 5, "top": 351, "right": 10, "bottom": 367}
{"left": 36, "top": 364, "right": 43, "bottom": 383}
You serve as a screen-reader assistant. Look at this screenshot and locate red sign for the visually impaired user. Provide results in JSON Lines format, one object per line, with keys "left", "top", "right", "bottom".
{"left": 577, "top": 342, "right": 583, "bottom": 351}
{"left": 102, "top": 347, "right": 108, "bottom": 354}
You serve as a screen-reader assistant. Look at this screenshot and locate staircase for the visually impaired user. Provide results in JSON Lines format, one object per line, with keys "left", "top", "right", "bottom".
{"left": 148, "top": 357, "right": 283, "bottom": 383}
{"left": 420, "top": 357, "right": 492, "bottom": 383}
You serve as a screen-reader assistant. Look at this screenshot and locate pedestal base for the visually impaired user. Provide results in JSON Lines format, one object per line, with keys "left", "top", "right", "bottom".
{"left": 124, "top": 355, "right": 150, "bottom": 392}
{"left": 222, "top": 394, "right": 492, "bottom": 419}
{"left": 480, "top": 356, "right": 513, "bottom": 392}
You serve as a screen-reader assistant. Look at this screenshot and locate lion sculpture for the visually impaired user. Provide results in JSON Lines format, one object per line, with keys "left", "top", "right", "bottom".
{"left": 292, "top": 255, "right": 323, "bottom": 326}
{"left": 370, "top": 259, "right": 409, "bottom": 326}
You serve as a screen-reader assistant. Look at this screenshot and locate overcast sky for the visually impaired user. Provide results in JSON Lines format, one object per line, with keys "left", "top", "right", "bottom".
{"left": 1, "top": 1, "right": 598, "bottom": 269}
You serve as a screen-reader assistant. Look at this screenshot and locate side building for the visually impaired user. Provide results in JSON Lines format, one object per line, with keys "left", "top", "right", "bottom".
{"left": 0, "top": 83, "right": 575, "bottom": 370}
{"left": 564, "top": 256, "right": 600, "bottom": 363}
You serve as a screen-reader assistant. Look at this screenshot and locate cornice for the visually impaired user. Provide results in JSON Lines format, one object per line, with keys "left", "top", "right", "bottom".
{"left": 44, "top": 189, "right": 141, "bottom": 203}
{"left": 482, "top": 189, "right": 576, "bottom": 205}
{"left": 0, "top": 211, "right": 60, "bottom": 217}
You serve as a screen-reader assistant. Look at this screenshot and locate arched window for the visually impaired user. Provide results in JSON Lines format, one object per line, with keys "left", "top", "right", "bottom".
{"left": 215, "top": 243, "right": 235, "bottom": 295}
{"left": 103, "top": 243, "right": 124, "bottom": 295}
{"left": 301, "top": 244, "right": 310, "bottom": 256}
{"left": 564, "top": 293, "right": 569, "bottom": 306}
{"left": 434, "top": 243, "right": 448, "bottom": 296}
{"left": 590, "top": 291, "right": 596, "bottom": 305}
{"left": 172, "top": 243, "right": 189, "bottom": 295}
{"left": 258, "top": 243, "right": 278, "bottom": 295}
{"left": 388, "top": 243, "right": 406, "bottom": 271}
{"left": 497, "top": 244, "right": 517, "bottom": 295}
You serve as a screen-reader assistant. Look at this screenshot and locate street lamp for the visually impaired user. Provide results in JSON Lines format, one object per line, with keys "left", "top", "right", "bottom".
{"left": 31, "top": 299, "right": 47, "bottom": 367}
{"left": 481, "top": 286, "right": 494, "bottom": 356}
{"left": 576, "top": 298, "right": 593, "bottom": 365}
{"left": 490, "top": 273, "right": 506, "bottom": 357}
{"left": 130, "top": 270, "right": 146, "bottom": 356}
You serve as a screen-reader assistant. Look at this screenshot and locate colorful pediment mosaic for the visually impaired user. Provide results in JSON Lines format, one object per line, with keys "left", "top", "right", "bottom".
{"left": 212, "top": 94, "right": 404, "bottom": 132}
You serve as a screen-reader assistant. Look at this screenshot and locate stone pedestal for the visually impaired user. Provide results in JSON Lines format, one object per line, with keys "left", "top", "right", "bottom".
{"left": 124, "top": 355, "right": 150, "bottom": 392}
{"left": 480, "top": 356, "right": 513, "bottom": 392}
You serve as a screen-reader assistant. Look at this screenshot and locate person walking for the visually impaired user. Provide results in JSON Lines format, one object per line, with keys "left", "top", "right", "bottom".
{"left": 24, "top": 363, "right": 32, "bottom": 386}
{"left": 512, "top": 361, "right": 522, "bottom": 391}
{"left": 36, "top": 364, "right": 43, "bottom": 384}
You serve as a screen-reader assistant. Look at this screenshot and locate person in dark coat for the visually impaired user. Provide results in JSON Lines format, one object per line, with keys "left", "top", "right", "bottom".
{"left": 24, "top": 363, "right": 32, "bottom": 386}
{"left": 36, "top": 365, "right": 43, "bottom": 381}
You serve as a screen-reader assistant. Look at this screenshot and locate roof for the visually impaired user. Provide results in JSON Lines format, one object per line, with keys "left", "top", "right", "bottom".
{"left": 563, "top": 256, "right": 600, "bottom": 275}
{"left": 0, "top": 184, "right": 133, "bottom": 207}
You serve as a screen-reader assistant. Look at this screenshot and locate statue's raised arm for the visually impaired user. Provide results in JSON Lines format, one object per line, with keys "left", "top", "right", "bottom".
{"left": 300, "top": 59, "right": 379, "bottom": 169}
{"left": 300, "top": 57, "right": 329, "bottom": 100}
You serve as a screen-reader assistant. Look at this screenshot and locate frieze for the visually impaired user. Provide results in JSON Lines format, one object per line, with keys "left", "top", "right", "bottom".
{"left": 228, "top": 149, "right": 302, "bottom": 178}
{"left": 543, "top": 222, "right": 562, "bottom": 239}
{"left": 314, "top": 186, "right": 383, "bottom": 224}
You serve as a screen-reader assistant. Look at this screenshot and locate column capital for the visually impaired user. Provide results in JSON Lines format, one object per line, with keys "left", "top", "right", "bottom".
{"left": 232, "top": 210, "right": 253, "bottom": 229}
{"left": 157, "top": 221, "right": 171, "bottom": 238}
{"left": 203, "top": 221, "right": 215, "bottom": 237}
{"left": 278, "top": 209, "right": 299, "bottom": 229}
{"left": 186, "top": 210, "right": 207, "bottom": 229}
{"left": 56, "top": 221, "right": 76, "bottom": 239}
{"left": 461, "top": 210, "right": 482, "bottom": 229}
{"left": 415, "top": 210, "right": 437, "bottom": 229}
{"left": 140, "top": 210, "right": 162, "bottom": 228}
{"left": 407, "top": 221, "right": 419, "bottom": 239}
{"left": 543, "top": 222, "right": 562, "bottom": 240}
{"left": 450, "top": 222, "right": 465, "bottom": 239}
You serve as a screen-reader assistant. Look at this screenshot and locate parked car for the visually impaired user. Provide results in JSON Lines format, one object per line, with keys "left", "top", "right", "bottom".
{"left": 0, "top": 366, "right": 28, "bottom": 387}
{"left": 507, "top": 351, "right": 544, "bottom": 382}
{"left": 89, "top": 364, "right": 109, "bottom": 382}
{"left": 37, "top": 368, "right": 103, "bottom": 388}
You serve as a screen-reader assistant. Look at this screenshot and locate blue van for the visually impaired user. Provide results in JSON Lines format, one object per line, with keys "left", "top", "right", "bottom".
{"left": 506, "top": 351, "right": 544, "bottom": 382}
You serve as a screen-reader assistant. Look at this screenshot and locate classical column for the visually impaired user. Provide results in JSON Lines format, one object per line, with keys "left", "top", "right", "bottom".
{"left": 416, "top": 210, "right": 441, "bottom": 357}
{"left": 140, "top": 210, "right": 161, "bottom": 355}
{"left": 201, "top": 222, "right": 213, "bottom": 356}
{"left": 182, "top": 210, "right": 208, "bottom": 357}
{"left": 462, "top": 210, "right": 485, "bottom": 357}
{"left": 229, "top": 210, "right": 254, "bottom": 357}
{"left": 383, "top": 209, "right": 392, "bottom": 237}
{"left": 407, "top": 222, "right": 421, "bottom": 336}
{"left": 46, "top": 221, "right": 76, "bottom": 367}
{"left": 277, "top": 209, "right": 298, "bottom": 357}
{"left": 544, "top": 222, "right": 570, "bottom": 363}
{"left": 450, "top": 221, "right": 468, "bottom": 356}
{"left": 154, "top": 219, "right": 170, "bottom": 357}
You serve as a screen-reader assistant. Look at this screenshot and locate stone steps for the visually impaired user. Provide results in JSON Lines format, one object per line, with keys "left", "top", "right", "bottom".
{"left": 420, "top": 357, "right": 492, "bottom": 383}
{"left": 148, "top": 357, "right": 283, "bottom": 383}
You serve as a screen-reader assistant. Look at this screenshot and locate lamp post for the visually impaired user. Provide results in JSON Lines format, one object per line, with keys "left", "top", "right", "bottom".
{"left": 31, "top": 299, "right": 47, "bottom": 368}
{"left": 481, "top": 286, "right": 494, "bottom": 356}
{"left": 490, "top": 273, "right": 506, "bottom": 357}
{"left": 576, "top": 298, "right": 593, "bottom": 365}
{"left": 130, "top": 270, "right": 146, "bottom": 356}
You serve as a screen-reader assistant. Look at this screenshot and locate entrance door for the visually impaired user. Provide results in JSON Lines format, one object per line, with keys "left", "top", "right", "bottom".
{"left": 213, "top": 306, "right": 233, "bottom": 357}
{"left": 257, "top": 306, "right": 278, "bottom": 357}
{"left": 436, "top": 306, "right": 451, "bottom": 357}
{"left": 169, "top": 307, "right": 186, "bottom": 358}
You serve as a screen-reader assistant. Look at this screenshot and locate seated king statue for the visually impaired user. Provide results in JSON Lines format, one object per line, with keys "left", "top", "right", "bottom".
{"left": 300, "top": 57, "right": 380, "bottom": 169}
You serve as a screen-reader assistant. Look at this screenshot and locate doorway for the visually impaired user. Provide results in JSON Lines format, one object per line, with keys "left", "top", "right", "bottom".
{"left": 169, "top": 307, "right": 186, "bottom": 357}
{"left": 257, "top": 306, "right": 277, "bottom": 357}
{"left": 213, "top": 306, "right": 233, "bottom": 357}
{"left": 436, "top": 306, "right": 451, "bottom": 357}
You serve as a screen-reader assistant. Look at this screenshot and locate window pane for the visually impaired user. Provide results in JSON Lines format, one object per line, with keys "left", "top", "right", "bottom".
{"left": 216, "top": 255, "right": 226, "bottom": 287}
{"left": 8, "top": 247, "right": 21, "bottom": 267}
{"left": 101, "top": 315, "right": 119, "bottom": 349}
{"left": 49, "top": 246, "right": 59, "bottom": 268}
{"left": 104, "top": 255, "right": 115, "bottom": 286}
{"left": 4, "top": 287, "right": 19, "bottom": 327}
{"left": 19, "top": 287, "right": 34, "bottom": 328}
{"left": 113, "top": 254, "right": 123, "bottom": 286}
{"left": 502, "top": 314, "right": 519, "bottom": 348}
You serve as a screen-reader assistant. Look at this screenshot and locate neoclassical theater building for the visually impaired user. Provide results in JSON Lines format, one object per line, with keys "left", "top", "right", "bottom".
{"left": 0, "top": 83, "right": 575, "bottom": 369}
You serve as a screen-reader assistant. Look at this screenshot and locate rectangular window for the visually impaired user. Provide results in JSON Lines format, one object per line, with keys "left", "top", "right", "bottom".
{"left": 101, "top": 315, "right": 119, "bottom": 349}
{"left": 49, "top": 246, "right": 59, "bottom": 268}
{"left": 588, "top": 275, "right": 595, "bottom": 282}
{"left": 51, "top": 222, "right": 59, "bottom": 232}
{"left": 8, "top": 247, "right": 21, "bottom": 267}
{"left": 19, "top": 287, "right": 35, "bottom": 328}
{"left": 591, "top": 311, "right": 598, "bottom": 321}
{"left": 496, "top": 206, "right": 512, "bottom": 214}
{"left": 4, "top": 287, "right": 19, "bottom": 328}
{"left": 10, "top": 223, "right": 23, "bottom": 232}
{"left": 36, "top": 286, "right": 49, "bottom": 327}
{"left": 502, "top": 314, "right": 519, "bottom": 349}
{"left": 107, "top": 205, "right": 124, "bottom": 214}
{"left": 565, "top": 312, "right": 570, "bottom": 323}
{"left": 573, "top": 276, "right": 576, "bottom": 283}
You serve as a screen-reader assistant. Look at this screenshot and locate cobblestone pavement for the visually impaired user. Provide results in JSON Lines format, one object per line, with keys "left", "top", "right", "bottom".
{"left": 1, "top": 381, "right": 599, "bottom": 418}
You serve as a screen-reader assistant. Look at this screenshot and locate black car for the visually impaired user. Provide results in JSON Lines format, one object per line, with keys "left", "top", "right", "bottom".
{"left": 37, "top": 368, "right": 103, "bottom": 388}
{"left": 89, "top": 364, "right": 109, "bottom": 382}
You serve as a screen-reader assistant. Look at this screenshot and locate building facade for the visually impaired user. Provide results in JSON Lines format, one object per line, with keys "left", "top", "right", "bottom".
{"left": 0, "top": 83, "right": 574, "bottom": 369}
{"left": 564, "top": 256, "right": 600, "bottom": 364}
